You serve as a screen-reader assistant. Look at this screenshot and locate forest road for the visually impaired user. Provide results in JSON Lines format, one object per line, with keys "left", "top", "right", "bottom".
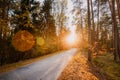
{"left": 0, "top": 48, "right": 77, "bottom": 80}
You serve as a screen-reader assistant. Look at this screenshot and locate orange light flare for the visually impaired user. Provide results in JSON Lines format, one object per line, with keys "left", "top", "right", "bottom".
{"left": 66, "top": 32, "right": 77, "bottom": 45}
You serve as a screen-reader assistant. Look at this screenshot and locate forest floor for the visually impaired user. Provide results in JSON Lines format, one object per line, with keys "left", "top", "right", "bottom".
{"left": 58, "top": 50, "right": 110, "bottom": 80}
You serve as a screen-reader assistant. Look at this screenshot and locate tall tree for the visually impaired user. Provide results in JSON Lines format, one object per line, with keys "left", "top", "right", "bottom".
{"left": 90, "top": 0, "right": 95, "bottom": 44}
{"left": 116, "top": 0, "right": 120, "bottom": 23}
{"left": 52, "top": 0, "right": 67, "bottom": 34}
{"left": 72, "top": 0, "right": 84, "bottom": 41}
{"left": 52, "top": 0, "right": 67, "bottom": 49}
{"left": 0, "top": 0, "right": 10, "bottom": 65}
{"left": 108, "top": 0, "right": 120, "bottom": 62}
{"left": 41, "top": 0, "right": 56, "bottom": 37}
{"left": 0, "top": 0, "right": 8, "bottom": 19}
{"left": 96, "top": 0, "right": 100, "bottom": 41}
{"left": 12, "top": 0, "right": 38, "bottom": 33}
{"left": 87, "top": 0, "right": 92, "bottom": 61}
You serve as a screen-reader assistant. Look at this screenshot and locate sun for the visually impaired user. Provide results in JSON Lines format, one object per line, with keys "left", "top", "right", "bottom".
{"left": 66, "top": 32, "right": 77, "bottom": 44}
{"left": 67, "top": 34, "right": 76, "bottom": 44}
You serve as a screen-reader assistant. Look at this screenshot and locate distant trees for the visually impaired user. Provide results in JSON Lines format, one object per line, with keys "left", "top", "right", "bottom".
{"left": 52, "top": 0, "right": 67, "bottom": 49}
{"left": 88, "top": 0, "right": 120, "bottom": 62}
{"left": 72, "top": 0, "right": 120, "bottom": 62}
{"left": 41, "top": 0, "right": 56, "bottom": 37}
{"left": 72, "top": 0, "right": 84, "bottom": 41}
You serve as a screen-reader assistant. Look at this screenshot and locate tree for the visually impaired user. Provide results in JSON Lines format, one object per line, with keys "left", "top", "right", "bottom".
{"left": 41, "top": 0, "right": 56, "bottom": 37}
{"left": 108, "top": 0, "right": 120, "bottom": 62}
{"left": 116, "top": 0, "right": 120, "bottom": 23}
{"left": 52, "top": 0, "right": 67, "bottom": 49}
{"left": 87, "top": 0, "right": 92, "bottom": 61}
{"left": 52, "top": 0, "right": 67, "bottom": 34}
{"left": 72, "top": 0, "right": 85, "bottom": 41}
{"left": 12, "top": 0, "right": 40, "bottom": 33}
{"left": 90, "top": 0, "right": 95, "bottom": 45}
{"left": 30, "top": 0, "right": 40, "bottom": 24}
{"left": 96, "top": 0, "right": 100, "bottom": 41}
{"left": 0, "top": 0, "right": 10, "bottom": 65}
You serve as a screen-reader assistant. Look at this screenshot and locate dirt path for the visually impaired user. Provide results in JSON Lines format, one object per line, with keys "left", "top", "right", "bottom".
{"left": 58, "top": 51, "right": 107, "bottom": 80}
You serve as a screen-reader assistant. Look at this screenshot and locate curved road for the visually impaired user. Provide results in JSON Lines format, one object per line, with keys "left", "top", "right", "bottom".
{"left": 0, "top": 48, "right": 77, "bottom": 80}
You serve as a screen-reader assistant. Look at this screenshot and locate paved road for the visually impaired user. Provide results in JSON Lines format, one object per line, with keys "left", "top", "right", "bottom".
{"left": 0, "top": 48, "right": 77, "bottom": 80}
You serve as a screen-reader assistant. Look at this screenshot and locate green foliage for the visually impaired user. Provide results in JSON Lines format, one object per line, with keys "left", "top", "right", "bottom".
{"left": 34, "top": 36, "right": 58, "bottom": 56}
{"left": 11, "top": 0, "right": 40, "bottom": 33}
{"left": 93, "top": 54, "right": 120, "bottom": 80}
{"left": 32, "top": 0, "right": 57, "bottom": 56}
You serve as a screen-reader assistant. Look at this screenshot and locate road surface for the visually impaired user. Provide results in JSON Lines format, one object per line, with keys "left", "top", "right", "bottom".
{"left": 0, "top": 48, "right": 77, "bottom": 80}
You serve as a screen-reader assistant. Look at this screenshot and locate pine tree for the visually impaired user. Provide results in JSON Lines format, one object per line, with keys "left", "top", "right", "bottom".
{"left": 41, "top": 0, "right": 56, "bottom": 37}
{"left": 87, "top": 0, "right": 92, "bottom": 61}
{"left": 13, "top": 0, "right": 39, "bottom": 33}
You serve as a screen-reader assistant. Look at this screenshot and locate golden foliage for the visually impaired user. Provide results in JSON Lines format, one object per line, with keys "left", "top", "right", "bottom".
{"left": 12, "top": 30, "right": 35, "bottom": 52}
{"left": 36, "top": 37, "right": 45, "bottom": 46}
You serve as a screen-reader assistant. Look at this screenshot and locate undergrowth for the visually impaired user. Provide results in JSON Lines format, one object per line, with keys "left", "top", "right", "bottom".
{"left": 93, "top": 53, "right": 120, "bottom": 80}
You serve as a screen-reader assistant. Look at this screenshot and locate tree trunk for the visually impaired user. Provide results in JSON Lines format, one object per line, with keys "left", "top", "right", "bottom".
{"left": 90, "top": 0, "right": 95, "bottom": 45}
{"left": 115, "top": 0, "right": 120, "bottom": 61}
{"left": 109, "top": 0, "right": 120, "bottom": 62}
{"left": 116, "top": 0, "right": 120, "bottom": 23}
{"left": 87, "top": 0, "right": 92, "bottom": 62}
{"left": 80, "top": 15, "right": 84, "bottom": 41}
{"left": 96, "top": 0, "right": 100, "bottom": 41}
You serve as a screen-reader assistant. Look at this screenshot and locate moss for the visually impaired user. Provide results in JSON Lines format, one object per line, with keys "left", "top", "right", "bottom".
{"left": 92, "top": 53, "right": 120, "bottom": 80}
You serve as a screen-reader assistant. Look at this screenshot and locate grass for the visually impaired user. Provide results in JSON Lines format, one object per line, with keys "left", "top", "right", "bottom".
{"left": 0, "top": 50, "right": 65, "bottom": 74}
{"left": 92, "top": 53, "right": 120, "bottom": 80}
{"left": 81, "top": 49, "right": 120, "bottom": 80}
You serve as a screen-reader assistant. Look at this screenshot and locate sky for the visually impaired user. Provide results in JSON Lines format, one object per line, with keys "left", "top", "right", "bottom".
{"left": 66, "top": 0, "right": 75, "bottom": 32}
{"left": 36, "top": 0, "right": 75, "bottom": 30}
{"left": 66, "top": 0, "right": 87, "bottom": 33}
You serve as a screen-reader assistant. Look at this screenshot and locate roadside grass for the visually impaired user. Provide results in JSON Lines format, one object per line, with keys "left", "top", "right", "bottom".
{"left": 0, "top": 50, "right": 65, "bottom": 74}
{"left": 92, "top": 53, "right": 120, "bottom": 80}
{"left": 80, "top": 48, "right": 120, "bottom": 80}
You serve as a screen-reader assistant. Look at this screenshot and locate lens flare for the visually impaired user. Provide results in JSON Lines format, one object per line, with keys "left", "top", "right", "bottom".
{"left": 66, "top": 32, "right": 76, "bottom": 44}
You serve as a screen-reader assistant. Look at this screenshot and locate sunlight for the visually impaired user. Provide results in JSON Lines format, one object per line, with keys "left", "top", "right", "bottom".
{"left": 66, "top": 0, "right": 76, "bottom": 44}
{"left": 66, "top": 33, "right": 76, "bottom": 44}
{"left": 66, "top": 26, "right": 77, "bottom": 45}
